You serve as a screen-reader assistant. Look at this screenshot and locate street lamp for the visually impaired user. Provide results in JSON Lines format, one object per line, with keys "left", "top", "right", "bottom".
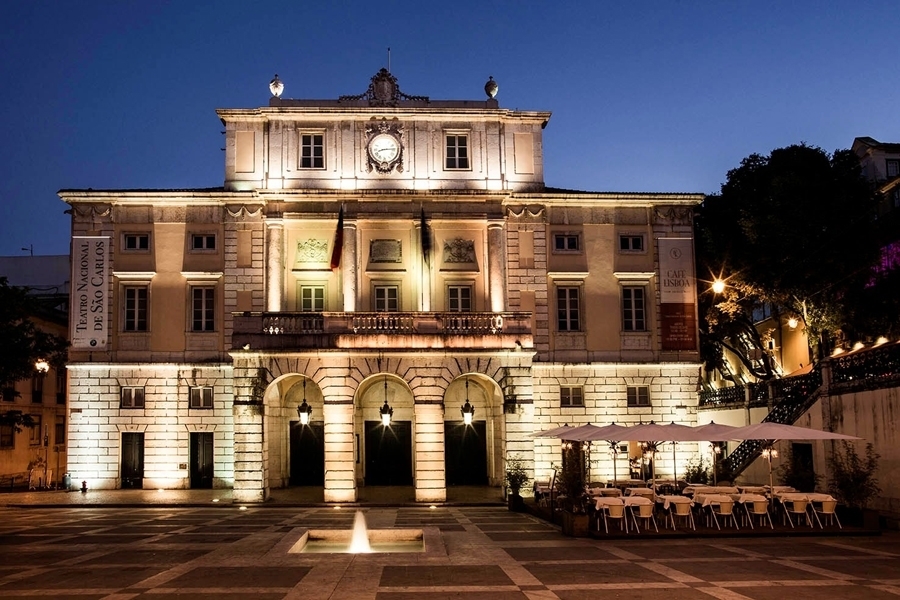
{"left": 711, "top": 279, "right": 726, "bottom": 294}
{"left": 296, "top": 379, "right": 312, "bottom": 426}
{"left": 35, "top": 359, "right": 49, "bottom": 375}
{"left": 380, "top": 376, "right": 393, "bottom": 427}
{"left": 460, "top": 378, "right": 475, "bottom": 425}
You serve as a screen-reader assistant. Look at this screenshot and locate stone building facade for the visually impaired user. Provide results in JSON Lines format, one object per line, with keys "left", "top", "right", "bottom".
{"left": 60, "top": 70, "right": 703, "bottom": 503}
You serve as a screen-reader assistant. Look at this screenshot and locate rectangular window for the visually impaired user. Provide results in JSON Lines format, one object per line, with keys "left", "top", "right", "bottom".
{"left": 123, "top": 285, "right": 148, "bottom": 332}
{"left": 560, "top": 386, "right": 584, "bottom": 407}
{"left": 29, "top": 416, "right": 41, "bottom": 445}
{"left": 123, "top": 233, "right": 150, "bottom": 251}
{"left": 299, "top": 285, "right": 325, "bottom": 312}
{"left": 31, "top": 375, "right": 44, "bottom": 403}
{"left": 191, "top": 233, "right": 216, "bottom": 251}
{"left": 55, "top": 416, "right": 65, "bottom": 445}
{"left": 622, "top": 286, "right": 646, "bottom": 331}
{"left": 445, "top": 134, "right": 470, "bottom": 170}
{"left": 191, "top": 287, "right": 215, "bottom": 332}
{"left": 300, "top": 133, "right": 325, "bottom": 169}
{"left": 374, "top": 285, "right": 399, "bottom": 312}
{"left": 447, "top": 285, "right": 472, "bottom": 312}
{"left": 619, "top": 235, "right": 645, "bottom": 252}
{"left": 887, "top": 159, "right": 900, "bottom": 178}
{"left": 553, "top": 234, "right": 580, "bottom": 252}
{"left": 56, "top": 371, "right": 66, "bottom": 405}
{"left": 0, "top": 424, "right": 13, "bottom": 448}
{"left": 190, "top": 386, "right": 214, "bottom": 409}
{"left": 556, "top": 286, "right": 581, "bottom": 331}
{"left": 1, "top": 383, "right": 14, "bottom": 402}
{"left": 120, "top": 387, "right": 145, "bottom": 409}
{"left": 627, "top": 385, "right": 650, "bottom": 407}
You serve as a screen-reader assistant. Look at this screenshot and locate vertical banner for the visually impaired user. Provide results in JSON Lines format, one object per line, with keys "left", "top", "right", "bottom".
{"left": 658, "top": 237, "right": 697, "bottom": 351}
{"left": 72, "top": 236, "right": 110, "bottom": 349}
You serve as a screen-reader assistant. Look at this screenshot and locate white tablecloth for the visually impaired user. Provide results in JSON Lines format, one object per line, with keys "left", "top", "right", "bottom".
{"left": 658, "top": 495, "right": 692, "bottom": 510}
{"left": 625, "top": 487, "right": 655, "bottom": 498}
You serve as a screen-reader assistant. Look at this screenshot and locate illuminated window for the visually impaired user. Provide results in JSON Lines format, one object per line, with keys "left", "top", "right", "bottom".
{"left": 622, "top": 286, "right": 646, "bottom": 331}
{"left": 0, "top": 424, "right": 13, "bottom": 448}
{"left": 123, "top": 286, "right": 148, "bottom": 332}
{"left": 627, "top": 385, "right": 650, "bottom": 407}
{"left": 300, "top": 133, "right": 325, "bottom": 169}
{"left": 445, "top": 134, "right": 469, "bottom": 170}
{"left": 560, "top": 386, "right": 584, "bottom": 407}
{"left": 299, "top": 285, "right": 325, "bottom": 312}
{"left": 191, "top": 287, "right": 215, "bottom": 332}
{"left": 553, "top": 233, "right": 580, "bottom": 252}
{"left": 191, "top": 233, "right": 216, "bottom": 251}
{"left": 190, "top": 386, "right": 214, "bottom": 409}
{"left": 556, "top": 286, "right": 581, "bottom": 331}
{"left": 374, "top": 285, "right": 399, "bottom": 312}
{"left": 619, "top": 234, "right": 645, "bottom": 252}
{"left": 55, "top": 416, "right": 65, "bottom": 445}
{"left": 447, "top": 285, "right": 472, "bottom": 312}
{"left": 887, "top": 159, "right": 900, "bottom": 178}
{"left": 120, "top": 387, "right": 145, "bottom": 409}
{"left": 123, "top": 233, "right": 149, "bottom": 252}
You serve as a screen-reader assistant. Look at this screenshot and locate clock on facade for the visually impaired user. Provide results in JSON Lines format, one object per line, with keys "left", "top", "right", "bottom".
{"left": 368, "top": 133, "right": 400, "bottom": 165}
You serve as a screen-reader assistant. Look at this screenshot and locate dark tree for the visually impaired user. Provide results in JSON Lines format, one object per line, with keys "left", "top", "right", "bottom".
{"left": 696, "top": 144, "right": 882, "bottom": 374}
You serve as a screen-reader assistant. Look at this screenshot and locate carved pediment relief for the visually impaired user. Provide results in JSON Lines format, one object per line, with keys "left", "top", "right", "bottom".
{"left": 294, "top": 239, "right": 328, "bottom": 265}
{"left": 443, "top": 238, "right": 476, "bottom": 265}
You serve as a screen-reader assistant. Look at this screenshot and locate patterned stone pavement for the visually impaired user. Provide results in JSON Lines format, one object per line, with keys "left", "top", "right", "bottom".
{"left": 0, "top": 505, "right": 898, "bottom": 599}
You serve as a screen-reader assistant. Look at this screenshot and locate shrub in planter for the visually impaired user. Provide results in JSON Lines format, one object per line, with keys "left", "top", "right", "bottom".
{"left": 828, "top": 442, "right": 881, "bottom": 526}
{"left": 504, "top": 455, "right": 530, "bottom": 511}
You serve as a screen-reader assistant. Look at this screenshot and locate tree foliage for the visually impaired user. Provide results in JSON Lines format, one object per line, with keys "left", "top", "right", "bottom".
{"left": 828, "top": 442, "right": 881, "bottom": 509}
{"left": 0, "top": 277, "right": 68, "bottom": 397}
{"left": 696, "top": 144, "right": 882, "bottom": 373}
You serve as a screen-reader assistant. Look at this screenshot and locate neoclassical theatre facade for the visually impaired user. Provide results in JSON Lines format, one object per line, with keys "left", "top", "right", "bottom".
{"left": 61, "top": 70, "right": 703, "bottom": 503}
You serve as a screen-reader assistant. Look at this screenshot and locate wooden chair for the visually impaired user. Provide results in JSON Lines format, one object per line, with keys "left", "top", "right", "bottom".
{"left": 630, "top": 502, "right": 658, "bottom": 532}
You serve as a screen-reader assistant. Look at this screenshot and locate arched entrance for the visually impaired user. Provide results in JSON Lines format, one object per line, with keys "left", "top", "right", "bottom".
{"left": 264, "top": 374, "right": 325, "bottom": 488}
{"left": 443, "top": 375, "right": 503, "bottom": 487}
{"left": 357, "top": 374, "right": 414, "bottom": 486}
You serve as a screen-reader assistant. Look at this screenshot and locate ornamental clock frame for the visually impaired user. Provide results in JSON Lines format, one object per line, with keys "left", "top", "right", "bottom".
{"left": 366, "top": 118, "right": 404, "bottom": 174}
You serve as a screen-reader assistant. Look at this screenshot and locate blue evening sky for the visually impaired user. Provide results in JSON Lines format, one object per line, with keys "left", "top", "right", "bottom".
{"left": 1, "top": 1, "right": 898, "bottom": 256}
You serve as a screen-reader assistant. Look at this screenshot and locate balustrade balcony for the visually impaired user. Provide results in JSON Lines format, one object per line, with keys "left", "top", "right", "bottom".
{"left": 232, "top": 311, "right": 532, "bottom": 351}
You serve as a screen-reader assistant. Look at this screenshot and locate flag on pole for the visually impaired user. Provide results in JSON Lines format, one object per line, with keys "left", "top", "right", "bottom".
{"left": 330, "top": 206, "right": 344, "bottom": 270}
{"left": 420, "top": 207, "right": 431, "bottom": 266}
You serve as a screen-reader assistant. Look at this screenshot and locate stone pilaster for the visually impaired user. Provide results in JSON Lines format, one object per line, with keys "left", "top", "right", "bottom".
{"left": 232, "top": 364, "right": 267, "bottom": 503}
{"left": 341, "top": 219, "right": 357, "bottom": 311}
{"left": 323, "top": 402, "right": 357, "bottom": 502}
{"left": 488, "top": 220, "right": 507, "bottom": 312}
{"left": 265, "top": 219, "right": 284, "bottom": 312}
{"left": 414, "top": 402, "right": 446, "bottom": 502}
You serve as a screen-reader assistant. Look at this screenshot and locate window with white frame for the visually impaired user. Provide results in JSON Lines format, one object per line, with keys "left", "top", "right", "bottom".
{"left": 556, "top": 285, "right": 581, "bottom": 331}
{"left": 447, "top": 285, "right": 472, "bottom": 312}
{"left": 626, "top": 385, "right": 650, "bottom": 407}
{"left": 191, "top": 233, "right": 216, "bottom": 251}
{"left": 190, "top": 386, "right": 214, "bottom": 409}
{"left": 300, "top": 133, "right": 325, "bottom": 169}
{"left": 622, "top": 286, "right": 646, "bottom": 331}
{"left": 445, "top": 133, "right": 470, "bottom": 170}
{"left": 619, "top": 234, "right": 645, "bottom": 252}
{"left": 120, "top": 386, "right": 145, "bottom": 409}
{"left": 299, "top": 285, "right": 325, "bottom": 312}
{"left": 123, "top": 285, "right": 148, "bottom": 332}
{"left": 553, "top": 233, "right": 580, "bottom": 252}
{"left": 374, "top": 285, "right": 399, "bottom": 312}
{"left": 560, "top": 386, "right": 584, "bottom": 407}
{"left": 191, "top": 287, "right": 215, "bottom": 332}
{"left": 123, "top": 233, "right": 150, "bottom": 252}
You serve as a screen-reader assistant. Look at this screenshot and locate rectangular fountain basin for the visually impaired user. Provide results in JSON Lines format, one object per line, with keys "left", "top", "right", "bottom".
{"left": 291, "top": 529, "right": 425, "bottom": 554}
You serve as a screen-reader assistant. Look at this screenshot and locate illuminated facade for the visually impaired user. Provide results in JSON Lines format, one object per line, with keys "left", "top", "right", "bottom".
{"left": 60, "top": 70, "right": 703, "bottom": 502}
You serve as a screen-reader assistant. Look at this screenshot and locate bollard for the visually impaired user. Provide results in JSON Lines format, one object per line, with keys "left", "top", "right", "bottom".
{"left": 81, "top": 480, "right": 87, "bottom": 493}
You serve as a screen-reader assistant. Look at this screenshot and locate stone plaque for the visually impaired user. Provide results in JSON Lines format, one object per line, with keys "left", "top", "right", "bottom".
{"left": 370, "top": 239, "right": 402, "bottom": 263}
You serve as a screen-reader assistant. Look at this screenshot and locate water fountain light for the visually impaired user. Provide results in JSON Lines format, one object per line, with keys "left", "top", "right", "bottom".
{"left": 297, "top": 379, "right": 313, "bottom": 425}
{"left": 460, "top": 377, "right": 475, "bottom": 425}
{"left": 349, "top": 510, "right": 372, "bottom": 553}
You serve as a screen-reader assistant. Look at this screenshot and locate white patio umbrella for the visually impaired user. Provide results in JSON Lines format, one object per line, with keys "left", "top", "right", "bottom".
{"left": 530, "top": 423, "right": 573, "bottom": 438}
{"left": 622, "top": 422, "right": 697, "bottom": 488}
{"left": 692, "top": 421, "right": 744, "bottom": 485}
{"left": 575, "top": 423, "right": 636, "bottom": 487}
{"left": 727, "top": 423, "right": 861, "bottom": 502}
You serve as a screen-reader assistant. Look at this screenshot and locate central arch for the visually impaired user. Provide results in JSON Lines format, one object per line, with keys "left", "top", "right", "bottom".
{"left": 355, "top": 373, "right": 414, "bottom": 487}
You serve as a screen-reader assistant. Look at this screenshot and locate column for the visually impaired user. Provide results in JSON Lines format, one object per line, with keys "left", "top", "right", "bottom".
{"left": 341, "top": 220, "right": 357, "bottom": 312}
{"left": 488, "top": 220, "right": 507, "bottom": 312}
{"left": 414, "top": 402, "right": 446, "bottom": 502}
{"left": 232, "top": 364, "right": 268, "bottom": 503}
{"left": 323, "top": 403, "right": 357, "bottom": 502}
{"left": 265, "top": 219, "right": 284, "bottom": 312}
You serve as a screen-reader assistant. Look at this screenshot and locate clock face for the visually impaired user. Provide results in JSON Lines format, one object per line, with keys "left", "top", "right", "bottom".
{"left": 369, "top": 133, "right": 400, "bottom": 164}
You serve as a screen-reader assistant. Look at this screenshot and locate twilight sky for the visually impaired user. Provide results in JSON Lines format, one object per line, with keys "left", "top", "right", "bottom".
{"left": 1, "top": 1, "right": 898, "bottom": 256}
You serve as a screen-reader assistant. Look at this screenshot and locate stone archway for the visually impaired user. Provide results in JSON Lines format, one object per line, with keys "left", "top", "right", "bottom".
{"left": 443, "top": 374, "right": 504, "bottom": 487}
{"left": 355, "top": 374, "right": 415, "bottom": 487}
{"left": 262, "top": 373, "right": 325, "bottom": 490}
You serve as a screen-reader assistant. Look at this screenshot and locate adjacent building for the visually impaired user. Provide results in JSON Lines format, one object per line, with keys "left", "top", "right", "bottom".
{"left": 60, "top": 70, "right": 704, "bottom": 503}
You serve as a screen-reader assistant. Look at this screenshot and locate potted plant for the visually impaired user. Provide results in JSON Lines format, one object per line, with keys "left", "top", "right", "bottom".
{"left": 828, "top": 441, "right": 881, "bottom": 528}
{"left": 556, "top": 444, "right": 590, "bottom": 536}
{"left": 504, "top": 455, "right": 530, "bottom": 511}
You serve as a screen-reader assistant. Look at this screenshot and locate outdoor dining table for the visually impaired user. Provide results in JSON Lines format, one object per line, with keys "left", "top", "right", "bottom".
{"left": 625, "top": 487, "right": 655, "bottom": 498}
{"left": 738, "top": 485, "right": 768, "bottom": 494}
{"left": 657, "top": 494, "right": 692, "bottom": 510}
{"left": 594, "top": 496, "right": 628, "bottom": 532}
{"left": 684, "top": 485, "right": 739, "bottom": 496}
{"left": 590, "top": 487, "right": 623, "bottom": 497}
